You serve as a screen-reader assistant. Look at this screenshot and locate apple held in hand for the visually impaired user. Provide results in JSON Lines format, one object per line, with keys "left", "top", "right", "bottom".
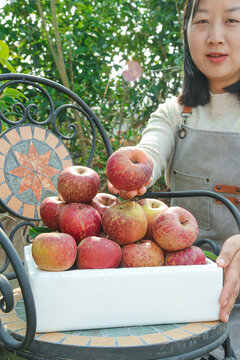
{"left": 106, "top": 147, "right": 153, "bottom": 191}
{"left": 137, "top": 198, "right": 168, "bottom": 239}
{"left": 91, "top": 192, "right": 121, "bottom": 217}
{"left": 59, "top": 203, "right": 102, "bottom": 244}
{"left": 76, "top": 236, "right": 122, "bottom": 269}
{"left": 165, "top": 246, "right": 206, "bottom": 266}
{"left": 102, "top": 201, "right": 147, "bottom": 245}
{"left": 57, "top": 166, "right": 100, "bottom": 203}
{"left": 40, "top": 196, "right": 65, "bottom": 230}
{"left": 32, "top": 232, "right": 77, "bottom": 271}
{"left": 121, "top": 240, "right": 164, "bottom": 268}
{"left": 152, "top": 206, "right": 198, "bottom": 251}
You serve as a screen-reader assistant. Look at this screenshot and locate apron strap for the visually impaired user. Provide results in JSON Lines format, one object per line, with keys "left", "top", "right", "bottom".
{"left": 181, "top": 105, "right": 192, "bottom": 117}
{"left": 178, "top": 106, "right": 193, "bottom": 139}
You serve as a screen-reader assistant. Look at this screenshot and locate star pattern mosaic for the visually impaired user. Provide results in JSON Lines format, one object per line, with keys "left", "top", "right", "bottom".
{"left": 0, "top": 125, "right": 73, "bottom": 220}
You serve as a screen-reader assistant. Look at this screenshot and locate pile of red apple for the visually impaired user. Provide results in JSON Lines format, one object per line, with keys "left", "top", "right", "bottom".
{"left": 32, "top": 147, "right": 206, "bottom": 272}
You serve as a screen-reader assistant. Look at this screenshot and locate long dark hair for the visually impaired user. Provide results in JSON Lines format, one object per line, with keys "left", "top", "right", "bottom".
{"left": 178, "top": 0, "right": 240, "bottom": 107}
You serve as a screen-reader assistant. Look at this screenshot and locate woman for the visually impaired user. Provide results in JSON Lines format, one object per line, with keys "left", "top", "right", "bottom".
{"left": 108, "top": 0, "right": 240, "bottom": 357}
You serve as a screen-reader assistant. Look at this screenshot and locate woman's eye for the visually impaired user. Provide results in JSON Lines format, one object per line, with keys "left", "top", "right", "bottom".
{"left": 226, "top": 18, "right": 239, "bottom": 23}
{"left": 195, "top": 19, "right": 208, "bottom": 24}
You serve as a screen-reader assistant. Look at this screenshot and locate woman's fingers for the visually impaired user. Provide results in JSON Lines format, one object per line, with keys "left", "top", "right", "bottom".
{"left": 216, "top": 235, "right": 240, "bottom": 322}
{"left": 219, "top": 255, "right": 240, "bottom": 322}
{"left": 107, "top": 181, "right": 119, "bottom": 194}
{"left": 216, "top": 234, "right": 240, "bottom": 268}
{"left": 107, "top": 182, "right": 148, "bottom": 199}
{"left": 118, "top": 190, "right": 137, "bottom": 199}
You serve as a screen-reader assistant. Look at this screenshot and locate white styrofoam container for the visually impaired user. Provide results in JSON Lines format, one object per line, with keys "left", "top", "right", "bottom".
{"left": 24, "top": 245, "right": 223, "bottom": 333}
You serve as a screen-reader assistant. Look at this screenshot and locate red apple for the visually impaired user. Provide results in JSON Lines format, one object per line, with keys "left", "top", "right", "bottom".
{"left": 57, "top": 165, "right": 100, "bottom": 203}
{"left": 59, "top": 203, "right": 102, "bottom": 244}
{"left": 40, "top": 196, "right": 65, "bottom": 230}
{"left": 91, "top": 193, "right": 121, "bottom": 217}
{"left": 76, "top": 236, "right": 122, "bottom": 269}
{"left": 32, "top": 232, "right": 77, "bottom": 271}
{"left": 102, "top": 200, "right": 147, "bottom": 245}
{"left": 106, "top": 147, "right": 153, "bottom": 191}
{"left": 152, "top": 206, "right": 198, "bottom": 251}
{"left": 165, "top": 246, "right": 206, "bottom": 266}
{"left": 121, "top": 240, "right": 164, "bottom": 268}
{"left": 137, "top": 198, "right": 168, "bottom": 239}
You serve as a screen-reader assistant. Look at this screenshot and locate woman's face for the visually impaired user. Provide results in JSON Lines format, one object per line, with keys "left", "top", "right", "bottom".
{"left": 188, "top": 0, "right": 240, "bottom": 93}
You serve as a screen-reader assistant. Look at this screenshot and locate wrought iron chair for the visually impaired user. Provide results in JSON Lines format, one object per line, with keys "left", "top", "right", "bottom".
{"left": 0, "top": 73, "right": 239, "bottom": 360}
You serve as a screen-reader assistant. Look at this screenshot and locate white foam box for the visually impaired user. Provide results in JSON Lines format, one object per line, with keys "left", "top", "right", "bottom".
{"left": 24, "top": 245, "right": 223, "bottom": 333}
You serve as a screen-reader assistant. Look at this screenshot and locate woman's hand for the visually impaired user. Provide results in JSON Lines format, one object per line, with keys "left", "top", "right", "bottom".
{"left": 216, "top": 234, "right": 240, "bottom": 322}
{"left": 107, "top": 178, "right": 152, "bottom": 200}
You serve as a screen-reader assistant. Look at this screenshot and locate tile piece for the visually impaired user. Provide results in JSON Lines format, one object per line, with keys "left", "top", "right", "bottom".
{"left": 141, "top": 333, "right": 169, "bottom": 344}
{"left": 33, "top": 127, "right": 45, "bottom": 141}
{"left": 22, "top": 203, "right": 35, "bottom": 218}
{"left": 181, "top": 323, "right": 209, "bottom": 334}
{"left": 6, "top": 129, "right": 21, "bottom": 145}
{"left": 0, "top": 183, "right": 11, "bottom": 198}
{"left": 117, "top": 336, "right": 142, "bottom": 346}
{"left": 63, "top": 335, "right": 90, "bottom": 346}
{"left": 7, "top": 196, "right": 22, "bottom": 213}
{"left": 37, "top": 332, "right": 66, "bottom": 343}
{"left": 46, "top": 133, "right": 59, "bottom": 149}
{"left": 55, "top": 145, "right": 70, "bottom": 160}
{"left": 0, "top": 138, "right": 11, "bottom": 154}
{"left": 20, "top": 126, "right": 32, "bottom": 140}
{"left": 163, "top": 328, "right": 191, "bottom": 340}
{"left": 90, "top": 337, "right": 116, "bottom": 347}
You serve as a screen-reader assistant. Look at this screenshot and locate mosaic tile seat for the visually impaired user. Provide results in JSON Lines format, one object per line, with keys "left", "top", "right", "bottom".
{"left": 0, "top": 74, "right": 239, "bottom": 360}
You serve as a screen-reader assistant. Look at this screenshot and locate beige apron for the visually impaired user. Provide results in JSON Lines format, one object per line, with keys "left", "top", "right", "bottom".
{"left": 168, "top": 116, "right": 240, "bottom": 248}
{"left": 167, "top": 109, "right": 240, "bottom": 357}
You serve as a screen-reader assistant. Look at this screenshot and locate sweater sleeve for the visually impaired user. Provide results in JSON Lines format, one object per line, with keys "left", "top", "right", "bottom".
{"left": 136, "top": 96, "right": 182, "bottom": 186}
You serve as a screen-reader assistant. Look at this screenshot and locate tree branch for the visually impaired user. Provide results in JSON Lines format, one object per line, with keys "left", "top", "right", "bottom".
{"left": 36, "top": 0, "right": 60, "bottom": 74}
{"left": 50, "top": 0, "right": 70, "bottom": 88}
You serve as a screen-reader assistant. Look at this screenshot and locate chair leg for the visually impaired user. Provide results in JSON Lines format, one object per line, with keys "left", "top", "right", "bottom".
{"left": 222, "top": 336, "right": 237, "bottom": 359}
{"left": 200, "top": 336, "right": 236, "bottom": 360}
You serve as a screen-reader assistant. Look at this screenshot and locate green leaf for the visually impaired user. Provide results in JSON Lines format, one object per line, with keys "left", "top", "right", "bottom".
{"left": 0, "top": 57, "right": 16, "bottom": 72}
{"left": 29, "top": 227, "right": 55, "bottom": 239}
{"left": 0, "top": 40, "right": 9, "bottom": 59}
{"left": 3, "top": 88, "right": 27, "bottom": 100}
{"left": 203, "top": 250, "right": 218, "bottom": 262}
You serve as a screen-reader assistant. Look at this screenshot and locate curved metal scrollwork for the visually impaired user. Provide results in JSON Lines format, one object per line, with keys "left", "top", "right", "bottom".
{"left": 0, "top": 228, "right": 36, "bottom": 350}
{"left": 0, "top": 73, "right": 113, "bottom": 160}
{"left": 0, "top": 80, "right": 54, "bottom": 126}
{"left": 0, "top": 274, "right": 14, "bottom": 313}
{"left": 0, "top": 221, "right": 35, "bottom": 274}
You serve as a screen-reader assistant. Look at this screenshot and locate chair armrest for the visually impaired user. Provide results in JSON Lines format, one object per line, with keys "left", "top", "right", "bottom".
{"left": 194, "top": 238, "right": 220, "bottom": 256}
{"left": 143, "top": 190, "right": 240, "bottom": 232}
{"left": 0, "top": 228, "right": 36, "bottom": 350}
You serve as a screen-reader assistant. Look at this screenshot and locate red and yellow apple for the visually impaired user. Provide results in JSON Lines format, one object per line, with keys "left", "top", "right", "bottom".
{"left": 102, "top": 200, "right": 147, "bottom": 245}
{"left": 137, "top": 198, "right": 168, "bottom": 239}
{"left": 121, "top": 240, "right": 164, "bottom": 267}
{"left": 91, "top": 192, "right": 121, "bottom": 217}
{"left": 57, "top": 165, "right": 100, "bottom": 203}
{"left": 40, "top": 196, "right": 65, "bottom": 230}
{"left": 32, "top": 232, "right": 77, "bottom": 271}
{"left": 152, "top": 206, "right": 198, "bottom": 251}
{"left": 76, "top": 236, "right": 122, "bottom": 269}
{"left": 59, "top": 203, "right": 102, "bottom": 244}
{"left": 165, "top": 246, "right": 206, "bottom": 266}
{"left": 106, "top": 147, "right": 153, "bottom": 191}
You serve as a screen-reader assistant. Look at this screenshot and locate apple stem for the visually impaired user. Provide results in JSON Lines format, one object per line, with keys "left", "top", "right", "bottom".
{"left": 131, "top": 159, "right": 138, "bottom": 164}
{"left": 181, "top": 220, "right": 189, "bottom": 225}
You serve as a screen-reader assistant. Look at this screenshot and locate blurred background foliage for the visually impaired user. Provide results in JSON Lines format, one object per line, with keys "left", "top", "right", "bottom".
{"left": 0, "top": 0, "right": 185, "bottom": 191}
